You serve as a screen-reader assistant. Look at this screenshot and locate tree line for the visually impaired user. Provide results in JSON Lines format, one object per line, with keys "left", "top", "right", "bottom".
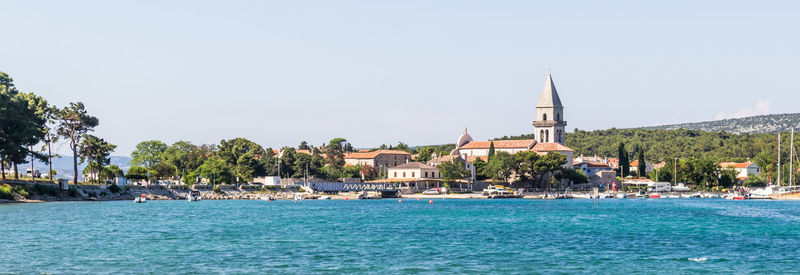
{"left": 125, "top": 138, "right": 368, "bottom": 184}
{"left": 1, "top": 72, "right": 113, "bottom": 184}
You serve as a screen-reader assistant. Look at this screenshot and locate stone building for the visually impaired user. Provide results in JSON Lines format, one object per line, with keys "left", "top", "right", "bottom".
{"left": 344, "top": 150, "right": 411, "bottom": 168}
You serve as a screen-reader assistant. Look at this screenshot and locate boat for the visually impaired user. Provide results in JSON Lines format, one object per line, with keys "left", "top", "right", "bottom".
{"left": 317, "top": 196, "right": 331, "bottom": 200}
{"left": 293, "top": 194, "right": 304, "bottom": 202}
{"left": 134, "top": 194, "right": 146, "bottom": 203}
{"left": 666, "top": 194, "right": 680, "bottom": 199}
{"left": 187, "top": 190, "right": 202, "bottom": 202}
{"left": 648, "top": 193, "right": 661, "bottom": 198}
{"left": 616, "top": 193, "right": 627, "bottom": 199}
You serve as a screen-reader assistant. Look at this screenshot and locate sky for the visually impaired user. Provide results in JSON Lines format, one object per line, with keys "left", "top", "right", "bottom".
{"left": 2, "top": 0, "right": 799, "bottom": 156}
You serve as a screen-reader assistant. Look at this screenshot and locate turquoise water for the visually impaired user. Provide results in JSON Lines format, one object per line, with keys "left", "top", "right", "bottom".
{"left": 2, "top": 199, "right": 800, "bottom": 274}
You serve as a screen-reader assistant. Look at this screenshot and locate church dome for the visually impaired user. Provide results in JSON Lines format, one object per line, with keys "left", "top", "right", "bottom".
{"left": 456, "top": 128, "right": 473, "bottom": 148}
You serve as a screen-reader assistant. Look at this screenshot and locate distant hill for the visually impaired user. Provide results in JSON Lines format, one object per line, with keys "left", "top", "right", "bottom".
{"left": 4, "top": 156, "right": 132, "bottom": 181}
{"left": 644, "top": 113, "right": 800, "bottom": 134}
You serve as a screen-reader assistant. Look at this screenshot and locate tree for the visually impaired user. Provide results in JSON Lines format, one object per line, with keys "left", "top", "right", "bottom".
{"left": 131, "top": 140, "right": 168, "bottom": 169}
{"left": 79, "top": 135, "right": 116, "bottom": 184}
{"left": 618, "top": 142, "right": 630, "bottom": 177}
{"left": 195, "top": 156, "right": 233, "bottom": 184}
{"left": 236, "top": 152, "right": 261, "bottom": 182}
{"left": 358, "top": 164, "right": 376, "bottom": 181}
{"left": 163, "top": 141, "right": 210, "bottom": 182}
{"left": 487, "top": 141, "right": 496, "bottom": 161}
{"left": 396, "top": 142, "right": 410, "bottom": 152}
{"left": 56, "top": 102, "right": 99, "bottom": 184}
{"left": 486, "top": 151, "right": 515, "bottom": 184}
{"left": 150, "top": 162, "right": 177, "bottom": 180}
{"left": 324, "top": 138, "right": 347, "bottom": 167}
{"left": 471, "top": 157, "right": 488, "bottom": 181}
{"left": 637, "top": 148, "right": 646, "bottom": 177}
{"left": 415, "top": 146, "right": 435, "bottom": 162}
{"left": 217, "top": 138, "right": 266, "bottom": 181}
{"left": 0, "top": 73, "right": 49, "bottom": 180}
{"left": 298, "top": 141, "right": 310, "bottom": 150}
{"left": 125, "top": 166, "right": 149, "bottom": 182}
{"left": 438, "top": 159, "right": 468, "bottom": 187}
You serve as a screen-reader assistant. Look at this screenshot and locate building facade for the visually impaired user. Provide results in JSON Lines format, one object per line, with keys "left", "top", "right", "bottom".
{"left": 387, "top": 162, "right": 440, "bottom": 179}
{"left": 344, "top": 150, "right": 412, "bottom": 168}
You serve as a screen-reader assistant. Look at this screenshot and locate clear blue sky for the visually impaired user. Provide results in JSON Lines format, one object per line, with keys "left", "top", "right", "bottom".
{"left": 2, "top": 0, "right": 799, "bottom": 156}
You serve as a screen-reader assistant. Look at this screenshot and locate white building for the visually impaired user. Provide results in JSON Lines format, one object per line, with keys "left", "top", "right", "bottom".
{"left": 719, "top": 161, "right": 761, "bottom": 180}
{"left": 387, "top": 162, "right": 440, "bottom": 179}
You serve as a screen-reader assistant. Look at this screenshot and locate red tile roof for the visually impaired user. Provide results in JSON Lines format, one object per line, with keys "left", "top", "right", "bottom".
{"left": 466, "top": 156, "right": 489, "bottom": 163}
{"left": 719, "top": 161, "right": 757, "bottom": 169}
{"left": 459, "top": 140, "right": 536, "bottom": 149}
{"left": 532, "top": 142, "right": 574, "bottom": 152}
{"left": 344, "top": 150, "right": 411, "bottom": 159}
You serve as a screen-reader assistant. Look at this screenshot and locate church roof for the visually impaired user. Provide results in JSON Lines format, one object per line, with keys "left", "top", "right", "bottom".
{"left": 536, "top": 74, "right": 563, "bottom": 108}
{"left": 532, "top": 142, "right": 574, "bottom": 152}
{"left": 459, "top": 140, "right": 536, "bottom": 150}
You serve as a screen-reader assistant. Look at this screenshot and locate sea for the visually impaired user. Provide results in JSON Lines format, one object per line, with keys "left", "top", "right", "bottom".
{"left": 2, "top": 199, "right": 800, "bottom": 274}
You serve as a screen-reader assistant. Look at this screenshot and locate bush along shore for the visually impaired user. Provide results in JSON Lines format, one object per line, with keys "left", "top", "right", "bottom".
{"left": 0, "top": 180, "right": 304, "bottom": 203}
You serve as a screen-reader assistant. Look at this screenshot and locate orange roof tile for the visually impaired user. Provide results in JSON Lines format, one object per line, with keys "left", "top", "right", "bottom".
{"left": 460, "top": 140, "right": 536, "bottom": 149}
{"left": 344, "top": 150, "right": 411, "bottom": 159}
{"left": 719, "top": 161, "right": 757, "bottom": 169}
{"left": 532, "top": 142, "right": 574, "bottom": 152}
{"left": 466, "top": 156, "right": 489, "bottom": 162}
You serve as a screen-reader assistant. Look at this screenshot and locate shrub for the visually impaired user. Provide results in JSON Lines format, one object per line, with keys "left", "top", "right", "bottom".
{"left": 12, "top": 186, "right": 30, "bottom": 199}
{"left": 0, "top": 184, "right": 13, "bottom": 200}
{"left": 108, "top": 184, "right": 121, "bottom": 193}
{"left": 67, "top": 188, "right": 80, "bottom": 197}
{"left": 212, "top": 185, "right": 223, "bottom": 194}
{"left": 32, "top": 184, "right": 60, "bottom": 197}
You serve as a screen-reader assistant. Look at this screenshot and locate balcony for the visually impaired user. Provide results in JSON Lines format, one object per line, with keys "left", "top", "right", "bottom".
{"left": 532, "top": 120, "right": 567, "bottom": 127}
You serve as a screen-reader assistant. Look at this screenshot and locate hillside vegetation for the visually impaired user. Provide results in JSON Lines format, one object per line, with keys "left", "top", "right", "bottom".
{"left": 645, "top": 113, "right": 800, "bottom": 134}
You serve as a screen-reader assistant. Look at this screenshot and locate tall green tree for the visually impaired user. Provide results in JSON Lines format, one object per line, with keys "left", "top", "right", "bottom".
{"left": 298, "top": 141, "right": 310, "bottom": 150}
{"left": 438, "top": 159, "right": 468, "bottom": 187}
{"left": 56, "top": 102, "right": 99, "bottom": 184}
{"left": 324, "top": 138, "right": 347, "bottom": 167}
{"left": 618, "top": 142, "right": 630, "bottom": 177}
{"left": 195, "top": 155, "right": 233, "bottom": 184}
{"left": 131, "top": 140, "right": 168, "bottom": 169}
{"left": 487, "top": 141, "right": 496, "bottom": 161}
{"left": 163, "top": 141, "right": 210, "bottom": 182}
{"left": 637, "top": 148, "right": 646, "bottom": 177}
{"left": 79, "top": 135, "right": 116, "bottom": 183}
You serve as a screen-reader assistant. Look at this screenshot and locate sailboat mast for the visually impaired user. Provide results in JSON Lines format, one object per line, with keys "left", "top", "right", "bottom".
{"left": 791, "top": 129, "right": 795, "bottom": 188}
{"left": 778, "top": 133, "right": 781, "bottom": 186}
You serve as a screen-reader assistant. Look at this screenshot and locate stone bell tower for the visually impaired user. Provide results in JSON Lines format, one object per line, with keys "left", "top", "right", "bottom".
{"left": 532, "top": 74, "right": 566, "bottom": 144}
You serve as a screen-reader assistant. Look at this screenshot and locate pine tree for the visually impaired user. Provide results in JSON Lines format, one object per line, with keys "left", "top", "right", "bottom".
{"left": 488, "top": 141, "right": 496, "bottom": 161}
{"left": 618, "top": 142, "right": 630, "bottom": 177}
{"left": 637, "top": 148, "right": 646, "bottom": 177}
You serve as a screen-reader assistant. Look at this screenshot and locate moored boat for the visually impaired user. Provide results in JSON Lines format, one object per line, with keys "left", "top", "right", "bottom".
{"left": 134, "top": 194, "right": 146, "bottom": 203}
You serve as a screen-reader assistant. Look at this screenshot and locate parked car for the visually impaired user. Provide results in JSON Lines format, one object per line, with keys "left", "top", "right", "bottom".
{"left": 422, "top": 188, "right": 442, "bottom": 195}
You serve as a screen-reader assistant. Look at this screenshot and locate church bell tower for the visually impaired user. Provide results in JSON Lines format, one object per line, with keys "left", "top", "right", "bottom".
{"left": 533, "top": 74, "right": 566, "bottom": 144}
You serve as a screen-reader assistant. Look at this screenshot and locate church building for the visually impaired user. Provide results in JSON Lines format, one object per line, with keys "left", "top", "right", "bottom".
{"left": 450, "top": 74, "right": 574, "bottom": 168}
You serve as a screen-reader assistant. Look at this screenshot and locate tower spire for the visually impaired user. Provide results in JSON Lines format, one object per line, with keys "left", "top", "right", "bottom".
{"left": 536, "top": 74, "right": 563, "bottom": 108}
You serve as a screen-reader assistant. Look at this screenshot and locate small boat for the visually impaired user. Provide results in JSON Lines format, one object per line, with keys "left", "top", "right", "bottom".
{"left": 317, "top": 196, "right": 331, "bottom": 200}
{"left": 616, "top": 193, "right": 627, "bottom": 199}
{"left": 667, "top": 194, "right": 680, "bottom": 199}
{"left": 648, "top": 193, "right": 661, "bottom": 198}
{"left": 187, "top": 190, "right": 202, "bottom": 202}
{"left": 293, "top": 194, "right": 304, "bottom": 202}
{"left": 134, "top": 194, "right": 146, "bottom": 203}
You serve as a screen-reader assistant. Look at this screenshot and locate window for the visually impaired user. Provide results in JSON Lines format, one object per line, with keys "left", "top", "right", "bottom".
{"left": 425, "top": 172, "right": 428, "bottom": 177}
{"left": 394, "top": 172, "right": 397, "bottom": 177}
{"left": 402, "top": 172, "right": 406, "bottom": 177}
{"left": 412, "top": 172, "right": 415, "bottom": 177}
{"left": 556, "top": 113, "right": 560, "bottom": 121}
{"left": 545, "top": 130, "right": 549, "bottom": 142}
{"left": 543, "top": 114, "right": 547, "bottom": 121}
{"left": 540, "top": 130, "right": 544, "bottom": 142}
